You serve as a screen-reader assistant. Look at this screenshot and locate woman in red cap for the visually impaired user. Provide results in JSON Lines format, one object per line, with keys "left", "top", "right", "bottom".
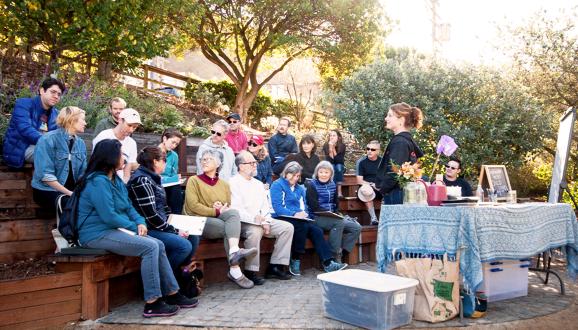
{"left": 248, "top": 135, "right": 273, "bottom": 189}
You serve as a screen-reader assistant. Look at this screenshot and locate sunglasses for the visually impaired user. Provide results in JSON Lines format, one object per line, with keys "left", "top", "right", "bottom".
{"left": 228, "top": 120, "right": 239, "bottom": 124}
{"left": 445, "top": 165, "right": 458, "bottom": 170}
{"left": 366, "top": 148, "right": 377, "bottom": 151}
{"left": 211, "top": 130, "right": 223, "bottom": 137}
{"left": 248, "top": 142, "right": 259, "bottom": 147}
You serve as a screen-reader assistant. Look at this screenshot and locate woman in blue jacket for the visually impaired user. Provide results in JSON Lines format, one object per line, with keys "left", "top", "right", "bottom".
{"left": 77, "top": 139, "right": 197, "bottom": 318}
{"left": 31, "top": 106, "right": 87, "bottom": 212}
{"left": 270, "top": 161, "right": 347, "bottom": 276}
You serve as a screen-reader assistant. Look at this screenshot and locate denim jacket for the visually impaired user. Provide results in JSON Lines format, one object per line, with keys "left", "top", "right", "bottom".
{"left": 31, "top": 128, "right": 87, "bottom": 191}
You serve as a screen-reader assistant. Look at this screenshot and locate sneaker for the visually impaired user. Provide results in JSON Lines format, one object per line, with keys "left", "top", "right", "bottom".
{"left": 289, "top": 259, "right": 301, "bottom": 276}
{"left": 164, "top": 292, "right": 199, "bottom": 308}
{"left": 228, "top": 247, "right": 258, "bottom": 266}
{"left": 370, "top": 219, "right": 379, "bottom": 226}
{"left": 324, "top": 260, "right": 348, "bottom": 273}
{"left": 143, "top": 299, "right": 179, "bottom": 318}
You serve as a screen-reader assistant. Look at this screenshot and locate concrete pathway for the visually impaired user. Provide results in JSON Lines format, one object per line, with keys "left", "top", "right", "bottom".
{"left": 74, "top": 260, "right": 576, "bottom": 329}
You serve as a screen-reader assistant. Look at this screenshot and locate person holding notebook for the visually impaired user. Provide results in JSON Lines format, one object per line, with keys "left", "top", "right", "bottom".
{"left": 305, "top": 161, "right": 361, "bottom": 263}
{"left": 230, "top": 151, "right": 293, "bottom": 284}
{"left": 270, "top": 161, "right": 347, "bottom": 276}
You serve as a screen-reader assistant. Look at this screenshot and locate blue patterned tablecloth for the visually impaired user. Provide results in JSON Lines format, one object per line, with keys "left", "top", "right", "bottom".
{"left": 376, "top": 203, "right": 578, "bottom": 292}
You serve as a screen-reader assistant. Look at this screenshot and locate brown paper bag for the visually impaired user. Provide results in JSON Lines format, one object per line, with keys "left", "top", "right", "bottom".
{"left": 395, "top": 253, "right": 460, "bottom": 323}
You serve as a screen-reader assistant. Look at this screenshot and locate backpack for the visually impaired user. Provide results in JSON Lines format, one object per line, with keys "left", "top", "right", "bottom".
{"left": 56, "top": 181, "right": 88, "bottom": 247}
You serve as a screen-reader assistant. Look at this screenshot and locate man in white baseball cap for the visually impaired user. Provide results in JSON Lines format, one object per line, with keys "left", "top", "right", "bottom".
{"left": 93, "top": 108, "right": 141, "bottom": 182}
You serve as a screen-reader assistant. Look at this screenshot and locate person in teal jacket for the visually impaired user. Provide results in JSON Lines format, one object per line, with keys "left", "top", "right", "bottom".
{"left": 76, "top": 139, "right": 197, "bottom": 318}
{"left": 158, "top": 128, "right": 184, "bottom": 214}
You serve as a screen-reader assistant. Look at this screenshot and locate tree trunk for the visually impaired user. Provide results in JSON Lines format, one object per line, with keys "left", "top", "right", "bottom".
{"left": 233, "top": 87, "right": 259, "bottom": 124}
{"left": 96, "top": 60, "right": 113, "bottom": 80}
{"left": 48, "top": 49, "right": 61, "bottom": 76}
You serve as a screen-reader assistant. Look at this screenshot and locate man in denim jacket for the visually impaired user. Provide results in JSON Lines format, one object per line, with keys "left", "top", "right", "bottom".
{"left": 3, "top": 78, "right": 64, "bottom": 168}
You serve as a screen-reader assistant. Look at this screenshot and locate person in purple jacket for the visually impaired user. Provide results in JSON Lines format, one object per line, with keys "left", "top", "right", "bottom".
{"left": 3, "top": 78, "right": 64, "bottom": 168}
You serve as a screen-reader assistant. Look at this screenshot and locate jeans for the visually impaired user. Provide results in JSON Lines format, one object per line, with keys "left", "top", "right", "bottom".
{"left": 333, "top": 163, "right": 345, "bottom": 183}
{"left": 164, "top": 185, "right": 184, "bottom": 215}
{"left": 382, "top": 187, "right": 403, "bottom": 205}
{"left": 84, "top": 230, "right": 179, "bottom": 302}
{"left": 315, "top": 216, "right": 361, "bottom": 254}
{"left": 277, "top": 218, "right": 333, "bottom": 262}
{"left": 147, "top": 230, "right": 199, "bottom": 271}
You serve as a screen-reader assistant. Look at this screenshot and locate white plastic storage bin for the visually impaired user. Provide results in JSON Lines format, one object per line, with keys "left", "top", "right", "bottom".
{"left": 317, "top": 269, "right": 419, "bottom": 330}
{"left": 478, "top": 259, "right": 531, "bottom": 302}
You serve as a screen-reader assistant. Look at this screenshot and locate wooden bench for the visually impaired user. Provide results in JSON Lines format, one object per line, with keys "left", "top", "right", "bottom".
{"left": 48, "top": 225, "right": 378, "bottom": 320}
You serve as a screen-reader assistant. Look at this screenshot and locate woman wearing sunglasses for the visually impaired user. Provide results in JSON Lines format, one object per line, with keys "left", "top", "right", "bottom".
{"left": 247, "top": 134, "right": 273, "bottom": 189}
{"left": 195, "top": 119, "right": 237, "bottom": 181}
{"left": 376, "top": 102, "right": 425, "bottom": 205}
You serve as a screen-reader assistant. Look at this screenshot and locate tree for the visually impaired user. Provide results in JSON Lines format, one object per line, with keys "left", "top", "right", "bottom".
{"left": 1, "top": 0, "right": 182, "bottom": 76}
{"left": 502, "top": 8, "right": 578, "bottom": 110}
{"left": 175, "top": 0, "right": 382, "bottom": 121}
{"left": 331, "top": 54, "right": 549, "bottom": 177}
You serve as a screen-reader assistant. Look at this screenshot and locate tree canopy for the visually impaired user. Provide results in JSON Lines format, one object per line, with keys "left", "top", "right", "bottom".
{"left": 175, "top": 0, "right": 383, "bottom": 120}
{"left": 0, "top": 0, "right": 182, "bottom": 75}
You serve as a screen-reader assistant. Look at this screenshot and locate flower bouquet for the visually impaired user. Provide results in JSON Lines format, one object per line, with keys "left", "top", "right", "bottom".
{"left": 390, "top": 161, "right": 428, "bottom": 205}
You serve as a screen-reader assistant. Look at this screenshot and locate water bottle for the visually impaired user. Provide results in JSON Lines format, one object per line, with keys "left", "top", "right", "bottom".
{"left": 476, "top": 185, "right": 484, "bottom": 203}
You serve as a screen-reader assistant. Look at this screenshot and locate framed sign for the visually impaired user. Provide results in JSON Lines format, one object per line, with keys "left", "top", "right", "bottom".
{"left": 478, "top": 165, "right": 511, "bottom": 199}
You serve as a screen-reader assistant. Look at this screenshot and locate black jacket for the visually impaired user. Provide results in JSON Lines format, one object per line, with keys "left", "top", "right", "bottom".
{"left": 376, "top": 132, "right": 424, "bottom": 195}
{"left": 127, "top": 166, "right": 177, "bottom": 233}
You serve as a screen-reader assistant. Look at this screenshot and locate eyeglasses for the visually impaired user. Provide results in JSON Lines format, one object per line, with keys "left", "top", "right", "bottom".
{"left": 366, "top": 148, "right": 377, "bottom": 151}
{"left": 445, "top": 165, "right": 458, "bottom": 170}
{"left": 228, "top": 120, "right": 239, "bottom": 124}
{"left": 210, "top": 130, "right": 223, "bottom": 137}
{"left": 241, "top": 161, "right": 257, "bottom": 166}
{"left": 248, "top": 142, "right": 259, "bottom": 147}
{"left": 159, "top": 157, "right": 167, "bottom": 162}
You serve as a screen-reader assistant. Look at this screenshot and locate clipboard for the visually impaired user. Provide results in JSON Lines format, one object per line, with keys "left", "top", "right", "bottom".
{"left": 314, "top": 211, "right": 344, "bottom": 219}
{"left": 162, "top": 178, "right": 186, "bottom": 188}
{"left": 168, "top": 214, "right": 207, "bottom": 235}
{"left": 277, "top": 215, "right": 314, "bottom": 222}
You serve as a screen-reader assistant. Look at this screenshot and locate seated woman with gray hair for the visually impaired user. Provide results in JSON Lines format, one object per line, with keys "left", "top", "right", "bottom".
{"left": 270, "top": 161, "right": 347, "bottom": 276}
{"left": 184, "top": 149, "right": 257, "bottom": 289}
{"left": 305, "top": 161, "right": 361, "bottom": 263}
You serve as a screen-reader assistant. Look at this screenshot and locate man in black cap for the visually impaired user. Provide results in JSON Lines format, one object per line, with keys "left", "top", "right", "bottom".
{"left": 224, "top": 113, "right": 248, "bottom": 155}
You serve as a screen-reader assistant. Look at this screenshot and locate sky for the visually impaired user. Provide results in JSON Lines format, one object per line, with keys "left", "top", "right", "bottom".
{"left": 381, "top": 0, "right": 576, "bottom": 65}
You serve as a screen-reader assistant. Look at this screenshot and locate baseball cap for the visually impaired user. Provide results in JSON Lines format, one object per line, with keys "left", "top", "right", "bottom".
{"left": 226, "top": 113, "right": 241, "bottom": 121}
{"left": 251, "top": 135, "right": 264, "bottom": 146}
{"left": 119, "top": 108, "right": 142, "bottom": 124}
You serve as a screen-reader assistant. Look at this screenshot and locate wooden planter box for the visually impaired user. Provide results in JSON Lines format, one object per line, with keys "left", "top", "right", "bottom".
{"left": 0, "top": 271, "right": 82, "bottom": 329}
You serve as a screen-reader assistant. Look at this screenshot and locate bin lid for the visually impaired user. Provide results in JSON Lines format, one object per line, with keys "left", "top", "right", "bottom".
{"left": 317, "top": 269, "right": 419, "bottom": 292}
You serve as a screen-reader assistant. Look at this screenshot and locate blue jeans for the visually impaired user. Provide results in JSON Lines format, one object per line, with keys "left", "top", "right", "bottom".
{"left": 147, "top": 230, "right": 199, "bottom": 271}
{"left": 333, "top": 163, "right": 345, "bottom": 183}
{"left": 84, "top": 230, "right": 179, "bottom": 301}
{"left": 278, "top": 218, "right": 333, "bottom": 262}
{"left": 382, "top": 187, "right": 403, "bottom": 205}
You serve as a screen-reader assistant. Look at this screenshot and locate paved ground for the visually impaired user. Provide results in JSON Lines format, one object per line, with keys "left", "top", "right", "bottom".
{"left": 71, "top": 260, "right": 577, "bottom": 330}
